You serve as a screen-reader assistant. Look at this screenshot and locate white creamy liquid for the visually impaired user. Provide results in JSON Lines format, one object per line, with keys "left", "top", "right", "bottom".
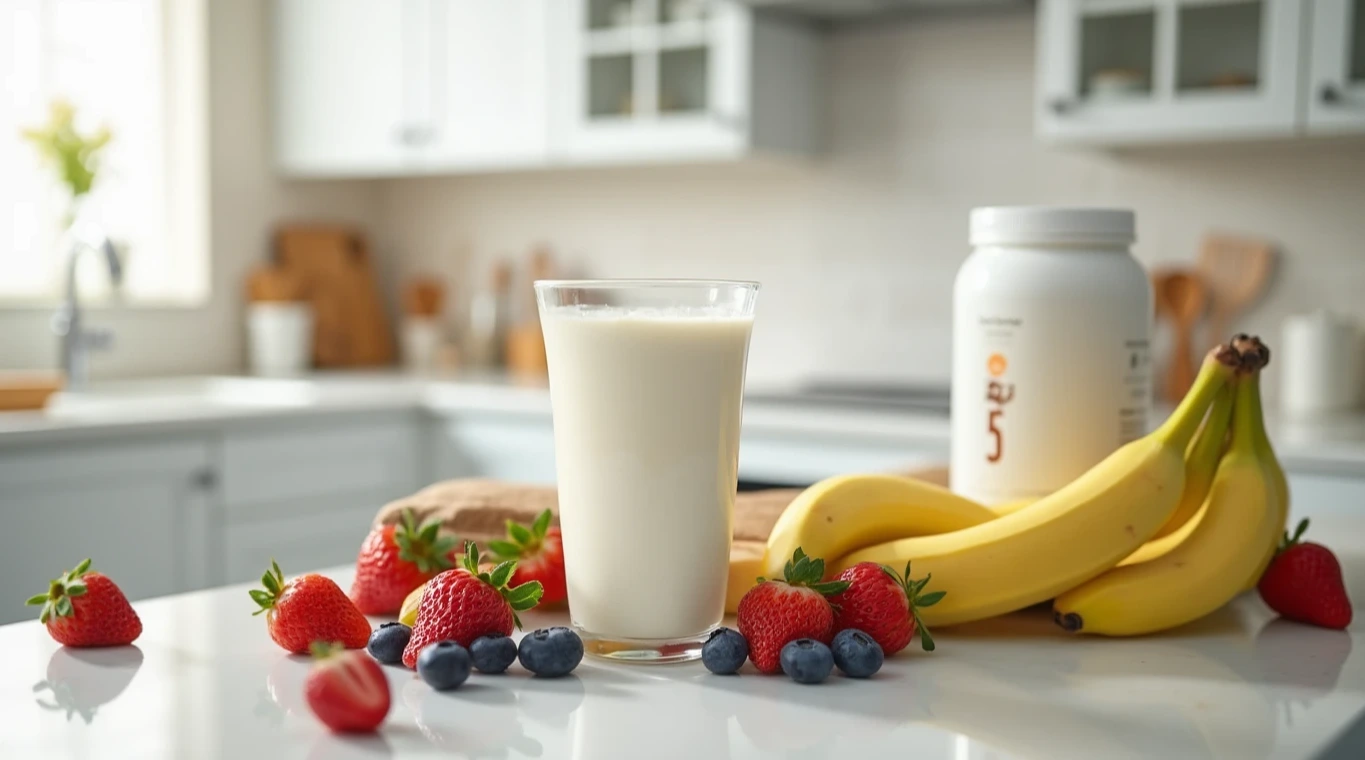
{"left": 540, "top": 306, "right": 753, "bottom": 640}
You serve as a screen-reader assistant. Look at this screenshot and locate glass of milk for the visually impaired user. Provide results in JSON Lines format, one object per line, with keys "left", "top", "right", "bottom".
{"left": 535, "top": 280, "right": 758, "bottom": 663}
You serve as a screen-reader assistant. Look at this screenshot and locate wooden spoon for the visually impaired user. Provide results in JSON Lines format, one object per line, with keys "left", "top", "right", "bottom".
{"left": 1153, "top": 268, "right": 1208, "bottom": 402}
{"left": 1199, "top": 233, "right": 1275, "bottom": 349}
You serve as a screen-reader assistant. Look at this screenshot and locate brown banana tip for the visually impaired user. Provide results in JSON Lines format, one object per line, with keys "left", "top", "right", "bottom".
{"left": 1054, "top": 611, "right": 1083, "bottom": 633}
{"left": 1212, "top": 344, "right": 1242, "bottom": 370}
{"left": 1229, "top": 334, "right": 1272, "bottom": 373}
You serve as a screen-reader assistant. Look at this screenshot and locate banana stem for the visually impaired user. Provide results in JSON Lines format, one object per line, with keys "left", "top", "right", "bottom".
{"left": 1231, "top": 374, "right": 1258, "bottom": 451}
{"left": 1154, "top": 347, "right": 1240, "bottom": 451}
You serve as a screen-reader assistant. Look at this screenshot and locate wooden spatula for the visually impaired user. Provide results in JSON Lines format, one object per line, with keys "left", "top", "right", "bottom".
{"left": 1199, "top": 233, "right": 1275, "bottom": 349}
{"left": 1152, "top": 267, "right": 1207, "bottom": 402}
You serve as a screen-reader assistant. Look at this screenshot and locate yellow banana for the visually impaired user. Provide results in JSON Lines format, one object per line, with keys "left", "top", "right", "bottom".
{"left": 1242, "top": 354, "right": 1290, "bottom": 590}
{"left": 399, "top": 582, "right": 425, "bottom": 626}
{"left": 1154, "top": 384, "right": 1233, "bottom": 539}
{"left": 836, "top": 348, "right": 1239, "bottom": 627}
{"left": 1053, "top": 374, "right": 1277, "bottom": 636}
{"left": 762, "top": 473, "right": 995, "bottom": 579}
{"left": 1118, "top": 384, "right": 1234, "bottom": 566}
{"left": 988, "top": 497, "right": 1037, "bottom": 518}
{"left": 726, "top": 540, "right": 765, "bottom": 614}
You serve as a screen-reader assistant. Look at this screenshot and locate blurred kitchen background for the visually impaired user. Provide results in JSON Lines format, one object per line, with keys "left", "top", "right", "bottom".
{"left": 2, "top": 0, "right": 1365, "bottom": 621}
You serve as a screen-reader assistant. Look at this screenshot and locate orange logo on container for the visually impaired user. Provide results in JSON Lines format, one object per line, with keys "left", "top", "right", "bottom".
{"left": 987, "top": 353, "right": 1008, "bottom": 377}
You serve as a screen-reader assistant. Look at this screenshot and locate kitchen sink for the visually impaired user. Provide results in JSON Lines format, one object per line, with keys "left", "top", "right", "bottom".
{"left": 44, "top": 376, "right": 320, "bottom": 419}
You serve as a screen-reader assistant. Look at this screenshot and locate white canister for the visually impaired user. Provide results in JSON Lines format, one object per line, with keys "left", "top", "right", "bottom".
{"left": 247, "top": 302, "right": 313, "bottom": 377}
{"left": 951, "top": 207, "right": 1152, "bottom": 505}
{"left": 1280, "top": 311, "right": 1363, "bottom": 416}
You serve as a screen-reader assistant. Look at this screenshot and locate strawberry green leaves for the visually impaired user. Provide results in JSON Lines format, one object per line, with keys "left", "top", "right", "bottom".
{"left": 249, "top": 560, "right": 287, "bottom": 616}
{"left": 490, "top": 509, "right": 555, "bottom": 561}
{"left": 768, "top": 548, "right": 851, "bottom": 597}
{"left": 458, "top": 541, "right": 543, "bottom": 629}
{"left": 393, "top": 509, "right": 459, "bottom": 574}
{"left": 880, "top": 560, "right": 945, "bottom": 652}
{"left": 28, "top": 558, "right": 95, "bottom": 624}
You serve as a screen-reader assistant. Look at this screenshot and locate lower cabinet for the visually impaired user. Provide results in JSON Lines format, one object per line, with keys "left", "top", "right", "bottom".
{"left": 0, "top": 437, "right": 215, "bottom": 625}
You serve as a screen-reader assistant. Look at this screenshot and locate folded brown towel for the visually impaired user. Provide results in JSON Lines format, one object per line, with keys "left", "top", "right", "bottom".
{"left": 372, "top": 467, "right": 949, "bottom": 548}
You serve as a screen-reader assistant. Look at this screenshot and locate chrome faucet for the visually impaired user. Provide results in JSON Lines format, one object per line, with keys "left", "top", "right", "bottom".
{"left": 51, "top": 222, "right": 123, "bottom": 388}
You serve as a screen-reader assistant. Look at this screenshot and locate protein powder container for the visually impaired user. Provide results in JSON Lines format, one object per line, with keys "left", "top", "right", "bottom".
{"left": 950, "top": 207, "right": 1152, "bottom": 505}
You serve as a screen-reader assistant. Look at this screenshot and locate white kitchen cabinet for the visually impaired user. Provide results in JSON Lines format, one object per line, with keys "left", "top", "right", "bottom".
{"left": 218, "top": 413, "right": 424, "bottom": 585}
{"left": 0, "top": 438, "right": 214, "bottom": 625}
{"left": 427, "top": 0, "right": 551, "bottom": 171}
{"left": 273, "top": 0, "right": 418, "bottom": 175}
{"left": 1036, "top": 0, "right": 1306, "bottom": 144}
{"left": 549, "top": 0, "right": 822, "bottom": 163}
{"left": 1307, "top": 0, "right": 1365, "bottom": 134}
{"left": 428, "top": 412, "right": 558, "bottom": 485}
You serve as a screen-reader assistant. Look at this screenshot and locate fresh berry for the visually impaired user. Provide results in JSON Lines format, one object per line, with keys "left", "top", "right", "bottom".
{"left": 417, "top": 641, "right": 472, "bottom": 691}
{"left": 831, "top": 629, "right": 884, "bottom": 678}
{"left": 831, "top": 560, "right": 944, "bottom": 654}
{"left": 249, "top": 561, "right": 371, "bottom": 654}
{"left": 736, "top": 548, "right": 850, "bottom": 674}
{"left": 367, "top": 622, "right": 412, "bottom": 665}
{"left": 27, "top": 559, "right": 142, "bottom": 648}
{"left": 1258, "top": 519, "right": 1353, "bottom": 630}
{"left": 489, "top": 509, "right": 567, "bottom": 607}
{"left": 401, "top": 542, "right": 543, "bottom": 668}
{"left": 350, "top": 509, "right": 459, "bottom": 615}
{"left": 304, "top": 642, "right": 391, "bottom": 733}
{"left": 780, "top": 639, "right": 834, "bottom": 684}
{"left": 702, "top": 628, "right": 749, "bottom": 675}
{"left": 517, "top": 626, "right": 584, "bottom": 678}
{"left": 470, "top": 634, "right": 518, "bottom": 674}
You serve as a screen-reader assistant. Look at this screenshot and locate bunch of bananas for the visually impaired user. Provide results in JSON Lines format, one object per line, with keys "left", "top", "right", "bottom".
{"left": 760, "top": 335, "right": 1287, "bottom": 636}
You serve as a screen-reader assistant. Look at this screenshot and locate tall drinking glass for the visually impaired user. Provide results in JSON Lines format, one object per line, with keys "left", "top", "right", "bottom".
{"left": 535, "top": 280, "right": 759, "bottom": 663}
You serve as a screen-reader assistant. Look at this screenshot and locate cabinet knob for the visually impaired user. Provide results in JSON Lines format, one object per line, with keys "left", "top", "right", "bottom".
{"left": 1048, "top": 98, "right": 1074, "bottom": 116}
{"left": 193, "top": 469, "right": 218, "bottom": 490}
{"left": 1321, "top": 84, "right": 1343, "bottom": 105}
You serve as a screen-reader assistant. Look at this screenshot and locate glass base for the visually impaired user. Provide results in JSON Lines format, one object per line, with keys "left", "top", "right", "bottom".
{"left": 574, "top": 623, "right": 718, "bottom": 664}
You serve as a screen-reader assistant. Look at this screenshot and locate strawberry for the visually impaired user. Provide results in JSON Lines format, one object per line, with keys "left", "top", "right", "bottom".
{"left": 489, "top": 509, "right": 567, "bottom": 607}
{"left": 736, "top": 548, "right": 850, "bottom": 674}
{"left": 1258, "top": 519, "right": 1353, "bottom": 630}
{"left": 350, "top": 509, "right": 460, "bottom": 615}
{"left": 401, "top": 542, "right": 543, "bottom": 668}
{"left": 304, "top": 641, "right": 391, "bottom": 733}
{"left": 27, "top": 559, "right": 142, "bottom": 647}
{"left": 831, "top": 561, "right": 944, "bottom": 655}
{"left": 250, "top": 561, "right": 372, "bottom": 654}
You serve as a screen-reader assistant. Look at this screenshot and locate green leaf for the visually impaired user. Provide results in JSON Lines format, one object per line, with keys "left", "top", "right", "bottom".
{"left": 271, "top": 559, "right": 283, "bottom": 584}
{"left": 25, "top": 594, "right": 48, "bottom": 606}
{"left": 912, "top": 576, "right": 930, "bottom": 595}
{"left": 65, "top": 584, "right": 87, "bottom": 597}
{"left": 532, "top": 509, "right": 552, "bottom": 538}
{"left": 462, "top": 541, "right": 480, "bottom": 573}
{"left": 40, "top": 606, "right": 51, "bottom": 624}
{"left": 917, "top": 616, "right": 936, "bottom": 652}
{"left": 506, "top": 581, "right": 543, "bottom": 607}
{"left": 507, "top": 522, "right": 533, "bottom": 546}
{"left": 73, "top": 559, "right": 92, "bottom": 577}
{"left": 261, "top": 570, "right": 280, "bottom": 595}
{"left": 56, "top": 597, "right": 73, "bottom": 618}
{"left": 916, "top": 590, "right": 946, "bottom": 607}
{"left": 249, "top": 589, "right": 273, "bottom": 607}
{"left": 478, "top": 572, "right": 492, "bottom": 584}
{"left": 879, "top": 565, "right": 901, "bottom": 583}
{"left": 487, "top": 540, "right": 522, "bottom": 559}
{"left": 810, "top": 580, "right": 851, "bottom": 597}
{"left": 489, "top": 561, "right": 516, "bottom": 589}
{"left": 419, "top": 523, "right": 440, "bottom": 545}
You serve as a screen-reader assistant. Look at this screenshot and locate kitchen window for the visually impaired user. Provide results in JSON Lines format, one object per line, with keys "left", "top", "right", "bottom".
{"left": 1, "top": 0, "right": 207, "bottom": 305}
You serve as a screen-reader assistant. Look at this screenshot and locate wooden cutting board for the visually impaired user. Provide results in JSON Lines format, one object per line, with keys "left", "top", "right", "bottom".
{"left": 274, "top": 225, "right": 394, "bottom": 367}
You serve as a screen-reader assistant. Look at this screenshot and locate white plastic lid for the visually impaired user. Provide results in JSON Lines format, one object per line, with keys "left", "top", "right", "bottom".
{"left": 970, "top": 207, "right": 1135, "bottom": 247}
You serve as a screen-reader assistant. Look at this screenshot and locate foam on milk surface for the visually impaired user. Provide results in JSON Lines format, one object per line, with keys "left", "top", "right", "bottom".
{"left": 541, "top": 308, "right": 753, "bottom": 640}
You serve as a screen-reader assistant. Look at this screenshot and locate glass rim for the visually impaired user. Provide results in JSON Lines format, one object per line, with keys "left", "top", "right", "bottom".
{"left": 533, "top": 278, "right": 760, "bottom": 291}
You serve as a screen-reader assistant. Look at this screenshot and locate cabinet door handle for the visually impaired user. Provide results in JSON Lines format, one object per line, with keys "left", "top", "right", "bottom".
{"left": 1048, "top": 98, "right": 1074, "bottom": 115}
{"left": 1321, "top": 84, "right": 1343, "bottom": 105}
{"left": 193, "top": 468, "right": 218, "bottom": 491}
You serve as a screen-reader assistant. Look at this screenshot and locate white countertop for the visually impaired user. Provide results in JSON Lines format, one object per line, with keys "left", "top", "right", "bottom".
{"left": 5, "top": 509, "right": 1365, "bottom": 759}
{"left": 3, "top": 373, "right": 1365, "bottom": 476}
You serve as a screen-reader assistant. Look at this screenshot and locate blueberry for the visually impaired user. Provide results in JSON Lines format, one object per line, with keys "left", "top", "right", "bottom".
{"left": 417, "top": 640, "right": 472, "bottom": 691}
{"left": 517, "top": 627, "right": 584, "bottom": 678}
{"left": 470, "top": 634, "right": 519, "bottom": 674}
{"left": 366, "top": 622, "right": 411, "bottom": 664}
{"left": 780, "top": 639, "right": 834, "bottom": 685}
{"left": 701, "top": 628, "right": 748, "bottom": 675}
{"left": 831, "top": 629, "right": 884, "bottom": 678}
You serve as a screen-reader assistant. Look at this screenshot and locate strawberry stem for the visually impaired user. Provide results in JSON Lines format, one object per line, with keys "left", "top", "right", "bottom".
{"left": 393, "top": 508, "right": 459, "bottom": 574}
{"left": 879, "top": 560, "right": 946, "bottom": 652}
{"left": 457, "top": 540, "right": 544, "bottom": 628}
{"left": 777, "top": 548, "right": 851, "bottom": 597}
{"left": 27, "top": 558, "right": 96, "bottom": 625}
{"left": 490, "top": 509, "right": 555, "bottom": 561}
{"left": 249, "top": 559, "right": 288, "bottom": 617}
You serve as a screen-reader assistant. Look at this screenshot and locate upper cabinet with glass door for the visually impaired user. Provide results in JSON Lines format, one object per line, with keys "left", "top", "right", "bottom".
{"left": 549, "top": 0, "right": 822, "bottom": 163}
{"left": 1036, "top": 0, "right": 1305, "bottom": 144}
{"left": 1308, "top": 0, "right": 1365, "bottom": 133}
